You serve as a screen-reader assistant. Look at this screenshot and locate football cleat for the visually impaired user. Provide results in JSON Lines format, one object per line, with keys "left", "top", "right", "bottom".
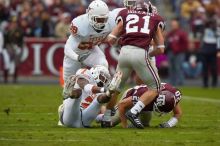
{"left": 125, "top": 110, "right": 144, "bottom": 129}
{"left": 57, "top": 104, "right": 64, "bottom": 126}
{"left": 101, "top": 120, "right": 112, "bottom": 128}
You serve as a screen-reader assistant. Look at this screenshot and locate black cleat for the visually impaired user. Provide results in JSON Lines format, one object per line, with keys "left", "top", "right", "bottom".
{"left": 101, "top": 120, "right": 112, "bottom": 128}
{"left": 125, "top": 110, "right": 144, "bottom": 129}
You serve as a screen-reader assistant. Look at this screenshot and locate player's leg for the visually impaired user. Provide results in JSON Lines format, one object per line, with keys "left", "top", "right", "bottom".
{"left": 83, "top": 45, "right": 108, "bottom": 68}
{"left": 103, "top": 46, "right": 132, "bottom": 126}
{"left": 82, "top": 93, "right": 111, "bottom": 127}
{"left": 126, "top": 47, "right": 160, "bottom": 128}
{"left": 2, "top": 50, "right": 10, "bottom": 83}
{"left": 63, "top": 56, "right": 81, "bottom": 83}
{"left": 61, "top": 97, "right": 83, "bottom": 128}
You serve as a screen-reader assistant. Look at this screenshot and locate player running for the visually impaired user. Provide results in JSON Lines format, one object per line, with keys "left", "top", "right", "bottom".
{"left": 104, "top": 0, "right": 165, "bottom": 128}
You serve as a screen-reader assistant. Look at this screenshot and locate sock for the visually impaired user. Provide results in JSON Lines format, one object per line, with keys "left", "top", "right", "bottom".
{"left": 103, "top": 109, "right": 111, "bottom": 121}
{"left": 130, "top": 101, "right": 145, "bottom": 115}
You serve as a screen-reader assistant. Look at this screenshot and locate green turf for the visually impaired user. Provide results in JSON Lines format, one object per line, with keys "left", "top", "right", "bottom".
{"left": 0, "top": 85, "right": 220, "bottom": 146}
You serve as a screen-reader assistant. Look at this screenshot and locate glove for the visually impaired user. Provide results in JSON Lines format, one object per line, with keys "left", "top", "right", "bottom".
{"left": 159, "top": 122, "right": 171, "bottom": 128}
{"left": 108, "top": 71, "right": 123, "bottom": 91}
{"left": 78, "top": 52, "right": 91, "bottom": 62}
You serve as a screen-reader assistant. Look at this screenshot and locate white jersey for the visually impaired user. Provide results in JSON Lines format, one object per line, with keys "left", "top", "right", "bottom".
{"left": 74, "top": 68, "right": 96, "bottom": 100}
{"left": 65, "top": 14, "right": 115, "bottom": 60}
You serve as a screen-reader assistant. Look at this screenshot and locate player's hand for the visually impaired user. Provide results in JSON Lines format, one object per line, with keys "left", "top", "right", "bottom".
{"left": 108, "top": 71, "right": 123, "bottom": 91}
{"left": 159, "top": 122, "right": 171, "bottom": 128}
{"left": 78, "top": 52, "right": 91, "bottom": 62}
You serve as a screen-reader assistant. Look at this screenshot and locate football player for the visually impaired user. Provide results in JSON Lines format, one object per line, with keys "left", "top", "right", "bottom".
{"left": 97, "top": 83, "right": 182, "bottom": 129}
{"left": 118, "top": 83, "right": 182, "bottom": 128}
{"left": 63, "top": 0, "right": 115, "bottom": 83}
{"left": 58, "top": 65, "right": 111, "bottom": 127}
{"left": 104, "top": 0, "right": 165, "bottom": 128}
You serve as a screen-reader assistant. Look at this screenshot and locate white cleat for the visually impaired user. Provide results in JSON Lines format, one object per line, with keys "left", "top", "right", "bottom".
{"left": 58, "top": 104, "right": 64, "bottom": 126}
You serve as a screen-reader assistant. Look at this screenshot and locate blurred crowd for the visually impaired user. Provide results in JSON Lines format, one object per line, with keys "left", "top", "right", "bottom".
{"left": 0, "top": 0, "right": 220, "bottom": 87}
{"left": 159, "top": 0, "right": 220, "bottom": 87}
{"left": 0, "top": 0, "right": 123, "bottom": 38}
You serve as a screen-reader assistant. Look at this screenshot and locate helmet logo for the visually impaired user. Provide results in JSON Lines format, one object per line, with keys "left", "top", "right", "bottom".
{"left": 156, "top": 94, "right": 166, "bottom": 107}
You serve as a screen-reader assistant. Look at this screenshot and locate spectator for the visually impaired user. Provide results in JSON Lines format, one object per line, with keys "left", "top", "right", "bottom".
{"left": 55, "top": 12, "right": 71, "bottom": 38}
{"left": 182, "top": 43, "right": 202, "bottom": 78}
{"left": 190, "top": 6, "right": 206, "bottom": 39}
{"left": 64, "top": 0, "right": 86, "bottom": 18}
{"left": 4, "top": 16, "right": 24, "bottom": 83}
{"left": 200, "top": 18, "right": 219, "bottom": 87}
{"left": 180, "top": 0, "right": 201, "bottom": 31}
{"left": 48, "top": 0, "right": 66, "bottom": 25}
{"left": 41, "top": 11, "right": 54, "bottom": 37}
{"left": 167, "top": 18, "right": 188, "bottom": 85}
{"left": 0, "top": 28, "right": 10, "bottom": 83}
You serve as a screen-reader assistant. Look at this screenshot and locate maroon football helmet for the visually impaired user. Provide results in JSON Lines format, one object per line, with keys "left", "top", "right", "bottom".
{"left": 153, "top": 89, "right": 182, "bottom": 116}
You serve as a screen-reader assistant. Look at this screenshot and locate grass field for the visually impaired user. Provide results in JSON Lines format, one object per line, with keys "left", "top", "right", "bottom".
{"left": 0, "top": 85, "right": 220, "bottom": 146}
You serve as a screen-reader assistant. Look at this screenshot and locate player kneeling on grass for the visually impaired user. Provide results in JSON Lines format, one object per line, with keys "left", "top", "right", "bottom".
{"left": 58, "top": 65, "right": 119, "bottom": 128}
{"left": 97, "top": 83, "right": 182, "bottom": 129}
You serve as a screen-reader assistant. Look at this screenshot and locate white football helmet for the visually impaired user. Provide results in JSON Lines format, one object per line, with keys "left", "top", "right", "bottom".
{"left": 87, "top": 0, "right": 109, "bottom": 31}
{"left": 90, "top": 65, "right": 111, "bottom": 87}
{"left": 123, "top": 0, "right": 136, "bottom": 8}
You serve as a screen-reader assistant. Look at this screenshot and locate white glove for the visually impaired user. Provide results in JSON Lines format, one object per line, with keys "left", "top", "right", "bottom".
{"left": 159, "top": 117, "right": 178, "bottom": 128}
{"left": 78, "top": 52, "right": 91, "bottom": 62}
{"left": 108, "top": 71, "right": 123, "bottom": 91}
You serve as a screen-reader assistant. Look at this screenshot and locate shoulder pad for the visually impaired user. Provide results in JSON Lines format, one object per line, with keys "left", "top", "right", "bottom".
{"left": 71, "top": 14, "right": 90, "bottom": 37}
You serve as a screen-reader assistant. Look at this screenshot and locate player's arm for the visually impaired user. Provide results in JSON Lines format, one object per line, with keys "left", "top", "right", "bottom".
{"left": 159, "top": 103, "right": 182, "bottom": 128}
{"left": 107, "top": 21, "right": 123, "bottom": 45}
{"left": 65, "top": 23, "right": 90, "bottom": 62}
{"left": 77, "top": 78, "right": 107, "bottom": 95}
{"left": 118, "top": 96, "right": 133, "bottom": 128}
{"left": 149, "top": 26, "right": 165, "bottom": 57}
{"left": 64, "top": 35, "right": 81, "bottom": 61}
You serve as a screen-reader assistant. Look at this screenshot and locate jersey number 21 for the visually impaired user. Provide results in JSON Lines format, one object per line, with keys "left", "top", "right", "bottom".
{"left": 126, "top": 14, "right": 150, "bottom": 34}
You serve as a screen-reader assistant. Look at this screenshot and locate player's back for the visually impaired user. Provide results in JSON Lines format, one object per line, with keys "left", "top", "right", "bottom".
{"left": 118, "top": 9, "right": 164, "bottom": 50}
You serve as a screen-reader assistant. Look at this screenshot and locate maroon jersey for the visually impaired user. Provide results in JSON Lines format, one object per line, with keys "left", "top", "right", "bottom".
{"left": 117, "top": 9, "right": 164, "bottom": 50}
{"left": 123, "top": 83, "right": 180, "bottom": 112}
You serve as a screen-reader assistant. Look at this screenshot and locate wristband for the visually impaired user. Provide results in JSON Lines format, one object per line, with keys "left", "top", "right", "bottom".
{"left": 100, "top": 87, "right": 106, "bottom": 93}
{"left": 157, "top": 45, "right": 165, "bottom": 48}
{"left": 167, "top": 117, "right": 178, "bottom": 127}
{"left": 108, "top": 34, "right": 117, "bottom": 39}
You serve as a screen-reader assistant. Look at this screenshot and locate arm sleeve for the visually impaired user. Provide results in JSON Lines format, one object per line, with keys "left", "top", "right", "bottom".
{"left": 64, "top": 35, "right": 81, "bottom": 61}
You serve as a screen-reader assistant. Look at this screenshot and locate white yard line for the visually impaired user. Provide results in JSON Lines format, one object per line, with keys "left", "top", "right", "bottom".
{"left": 0, "top": 130, "right": 220, "bottom": 135}
{"left": 0, "top": 113, "right": 55, "bottom": 115}
{"left": 0, "top": 137, "right": 219, "bottom": 143}
{"left": 183, "top": 96, "right": 220, "bottom": 103}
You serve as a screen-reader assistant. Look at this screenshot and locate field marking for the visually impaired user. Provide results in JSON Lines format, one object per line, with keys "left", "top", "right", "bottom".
{"left": 183, "top": 96, "right": 220, "bottom": 103}
{"left": 4, "top": 105, "right": 54, "bottom": 107}
{"left": 0, "top": 137, "right": 220, "bottom": 143}
{"left": 0, "top": 130, "right": 220, "bottom": 135}
{"left": 0, "top": 113, "right": 55, "bottom": 115}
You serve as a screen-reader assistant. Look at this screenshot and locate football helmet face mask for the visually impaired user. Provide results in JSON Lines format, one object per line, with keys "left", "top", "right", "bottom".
{"left": 153, "top": 90, "right": 182, "bottom": 116}
{"left": 90, "top": 65, "right": 111, "bottom": 87}
{"left": 123, "top": 0, "right": 136, "bottom": 8}
{"left": 87, "top": 0, "right": 109, "bottom": 31}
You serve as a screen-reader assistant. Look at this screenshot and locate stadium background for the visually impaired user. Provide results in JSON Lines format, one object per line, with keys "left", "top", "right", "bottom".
{"left": 0, "top": 0, "right": 220, "bottom": 146}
